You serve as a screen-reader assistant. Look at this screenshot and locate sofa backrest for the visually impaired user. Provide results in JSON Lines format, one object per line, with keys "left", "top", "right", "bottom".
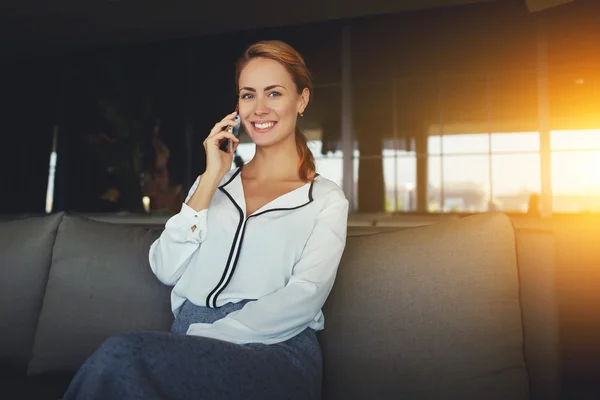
{"left": 342, "top": 222, "right": 560, "bottom": 400}
{"left": 0, "top": 212, "right": 64, "bottom": 372}
{"left": 320, "top": 212, "right": 532, "bottom": 399}
{"left": 26, "top": 215, "right": 174, "bottom": 375}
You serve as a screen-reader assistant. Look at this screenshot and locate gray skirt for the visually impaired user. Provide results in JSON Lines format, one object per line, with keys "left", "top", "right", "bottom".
{"left": 63, "top": 300, "right": 322, "bottom": 400}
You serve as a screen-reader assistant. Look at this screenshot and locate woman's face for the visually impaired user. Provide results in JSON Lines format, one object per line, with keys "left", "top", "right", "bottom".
{"left": 238, "top": 57, "right": 309, "bottom": 148}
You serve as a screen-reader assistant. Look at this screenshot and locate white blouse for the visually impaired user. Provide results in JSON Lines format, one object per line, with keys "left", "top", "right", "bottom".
{"left": 148, "top": 167, "right": 349, "bottom": 345}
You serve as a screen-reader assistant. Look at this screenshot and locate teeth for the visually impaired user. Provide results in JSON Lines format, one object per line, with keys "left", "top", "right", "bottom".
{"left": 255, "top": 122, "right": 274, "bottom": 129}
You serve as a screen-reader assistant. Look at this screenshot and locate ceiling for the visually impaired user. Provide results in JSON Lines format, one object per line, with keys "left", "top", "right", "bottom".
{"left": 0, "top": 0, "right": 497, "bottom": 59}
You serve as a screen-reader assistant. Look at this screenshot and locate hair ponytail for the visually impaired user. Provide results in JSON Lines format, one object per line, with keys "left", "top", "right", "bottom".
{"left": 295, "top": 126, "right": 316, "bottom": 181}
{"left": 236, "top": 40, "right": 317, "bottom": 181}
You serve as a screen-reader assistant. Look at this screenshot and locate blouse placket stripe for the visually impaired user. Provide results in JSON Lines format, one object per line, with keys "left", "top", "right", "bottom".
{"left": 207, "top": 180, "right": 316, "bottom": 308}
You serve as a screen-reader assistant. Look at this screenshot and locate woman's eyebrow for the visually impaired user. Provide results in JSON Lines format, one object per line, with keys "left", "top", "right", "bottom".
{"left": 239, "top": 84, "right": 286, "bottom": 93}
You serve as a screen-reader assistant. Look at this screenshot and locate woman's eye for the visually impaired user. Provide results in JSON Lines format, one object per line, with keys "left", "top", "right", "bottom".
{"left": 240, "top": 92, "right": 280, "bottom": 99}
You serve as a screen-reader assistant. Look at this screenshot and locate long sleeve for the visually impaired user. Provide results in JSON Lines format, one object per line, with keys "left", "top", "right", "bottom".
{"left": 186, "top": 196, "right": 349, "bottom": 344}
{"left": 149, "top": 175, "right": 208, "bottom": 286}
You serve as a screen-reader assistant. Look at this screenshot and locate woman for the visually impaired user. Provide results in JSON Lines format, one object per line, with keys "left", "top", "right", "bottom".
{"left": 64, "top": 40, "right": 349, "bottom": 400}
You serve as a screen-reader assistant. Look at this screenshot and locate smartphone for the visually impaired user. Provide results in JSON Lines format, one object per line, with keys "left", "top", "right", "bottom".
{"left": 219, "top": 114, "right": 241, "bottom": 153}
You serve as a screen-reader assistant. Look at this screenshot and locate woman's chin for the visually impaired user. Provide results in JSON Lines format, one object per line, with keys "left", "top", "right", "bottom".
{"left": 251, "top": 135, "right": 279, "bottom": 148}
{"left": 249, "top": 130, "right": 294, "bottom": 149}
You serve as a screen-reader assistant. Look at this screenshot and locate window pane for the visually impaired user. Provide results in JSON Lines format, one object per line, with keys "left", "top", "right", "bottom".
{"left": 383, "top": 151, "right": 416, "bottom": 212}
{"left": 441, "top": 155, "right": 490, "bottom": 212}
{"left": 428, "top": 155, "right": 441, "bottom": 212}
{"left": 309, "top": 140, "right": 343, "bottom": 188}
{"left": 491, "top": 154, "right": 541, "bottom": 212}
{"left": 491, "top": 132, "right": 540, "bottom": 152}
{"left": 552, "top": 150, "right": 600, "bottom": 212}
{"left": 551, "top": 130, "right": 600, "bottom": 151}
{"left": 308, "top": 140, "right": 323, "bottom": 157}
{"left": 441, "top": 134, "right": 489, "bottom": 154}
{"left": 315, "top": 157, "right": 343, "bottom": 188}
{"left": 428, "top": 136, "right": 441, "bottom": 155}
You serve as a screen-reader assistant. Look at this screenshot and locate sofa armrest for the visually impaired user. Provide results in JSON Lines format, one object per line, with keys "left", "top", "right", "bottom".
{"left": 515, "top": 227, "right": 561, "bottom": 400}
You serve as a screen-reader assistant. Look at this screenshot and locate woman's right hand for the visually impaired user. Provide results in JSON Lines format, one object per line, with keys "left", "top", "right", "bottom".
{"left": 203, "top": 111, "right": 240, "bottom": 180}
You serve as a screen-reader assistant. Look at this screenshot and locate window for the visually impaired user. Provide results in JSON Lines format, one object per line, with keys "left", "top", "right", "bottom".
{"left": 441, "top": 155, "right": 490, "bottom": 212}
{"left": 490, "top": 132, "right": 541, "bottom": 212}
{"left": 428, "top": 155, "right": 442, "bottom": 212}
{"left": 309, "top": 140, "right": 343, "bottom": 189}
{"left": 382, "top": 141, "right": 416, "bottom": 212}
{"left": 428, "top": 132, "right": 541, "bottom": 213}
{"left": 551, "top": 130, "right": 600, "bottom": 212}
{"left": 491, "top": 132, "right": 539, "bottom": 153}
{"left": 428, "top": 135, "right": 490, "bottom": 212}
{"left": 442, "top": 134, "right": 489, "bottom": 155}
{"left": 491, "top": 153, "right": 541, "bottom": 212}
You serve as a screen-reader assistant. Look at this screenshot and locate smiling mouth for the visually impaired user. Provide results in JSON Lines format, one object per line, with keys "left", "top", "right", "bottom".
{"left": 251, "top": 121, "right": 277, "bottom": 133}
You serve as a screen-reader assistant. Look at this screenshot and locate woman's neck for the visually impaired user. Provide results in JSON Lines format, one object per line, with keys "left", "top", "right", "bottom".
{"left": 243, "top": 135, "right": 301, "bottom": 181}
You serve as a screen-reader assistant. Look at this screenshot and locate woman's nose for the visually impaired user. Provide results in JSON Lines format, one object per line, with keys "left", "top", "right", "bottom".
{"left": 254, "top": 97, "right": 269, "bottom": 115}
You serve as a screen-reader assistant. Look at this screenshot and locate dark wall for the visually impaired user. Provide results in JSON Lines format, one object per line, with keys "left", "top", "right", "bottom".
{"left": 0, "top": 60, "right": 59, "bottom": 213}
{"left": 19, "top": 22, "right": 344, "bottom": 213}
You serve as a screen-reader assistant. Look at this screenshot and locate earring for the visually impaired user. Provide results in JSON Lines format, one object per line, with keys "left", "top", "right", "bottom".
{"left": 299, "top": 111, "right": 304, "bottom": 117}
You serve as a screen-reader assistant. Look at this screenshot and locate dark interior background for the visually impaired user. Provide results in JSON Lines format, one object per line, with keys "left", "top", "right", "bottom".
{"left": 3, "top": 0, "right": 598, "bottom": 214}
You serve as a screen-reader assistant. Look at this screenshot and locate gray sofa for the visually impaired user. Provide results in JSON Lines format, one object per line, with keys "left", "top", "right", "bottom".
{"left": 0, "top": 211, "right": 560, "bottom": 399}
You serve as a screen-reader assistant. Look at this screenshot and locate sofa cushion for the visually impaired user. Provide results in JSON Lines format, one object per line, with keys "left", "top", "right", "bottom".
{"left": 27, "top": 215, "right": 173, "bottom": 376}
{"left": 320, "top": 213, "right": 530, "bottom": 400}
{"left": 0, "top": 212, "right": 64, "bottom": 371}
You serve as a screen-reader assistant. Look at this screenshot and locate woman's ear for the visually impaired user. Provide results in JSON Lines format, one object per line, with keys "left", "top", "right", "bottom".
{"left": 299, "top": 88, "right": 310, "bottom": 114}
